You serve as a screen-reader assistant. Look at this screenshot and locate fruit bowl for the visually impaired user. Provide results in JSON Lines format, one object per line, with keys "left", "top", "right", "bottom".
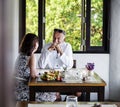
{"left": 40, "top": 70, "right": 62, "bottom": 81}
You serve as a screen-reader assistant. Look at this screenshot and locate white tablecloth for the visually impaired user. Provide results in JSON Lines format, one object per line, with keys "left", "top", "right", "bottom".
{"left": 37, "top": 68, "right": 100, "bottom": 83}
{"left": 28, "top": 103, "right": 117, "bottom": 107}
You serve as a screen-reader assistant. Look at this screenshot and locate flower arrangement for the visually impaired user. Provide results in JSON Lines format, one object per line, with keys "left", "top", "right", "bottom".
{"left": 85, "top": 63, "right": 94, "bottom": 71}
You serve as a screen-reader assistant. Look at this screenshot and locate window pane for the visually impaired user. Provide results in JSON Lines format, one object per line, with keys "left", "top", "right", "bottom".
{"left": 45, "top": 0, "right": 82, "bottom": 51}
{"left": 26, "top": 0, "right": 38, "bottom": 36}
{"left": 90, "top": 0, "right": 103, "bottom": 46}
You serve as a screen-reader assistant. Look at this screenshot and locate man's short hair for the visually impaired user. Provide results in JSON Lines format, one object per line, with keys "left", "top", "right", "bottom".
{"left": 54, "top": 28, "right": 66, "bottom": 35}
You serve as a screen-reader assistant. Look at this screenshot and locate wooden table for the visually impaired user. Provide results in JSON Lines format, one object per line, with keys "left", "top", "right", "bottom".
{"left": 28, "top": 72, "right": 106, "bottom": 101}
{"left": 16, "top": 101, "right": 120, "bottom": 107}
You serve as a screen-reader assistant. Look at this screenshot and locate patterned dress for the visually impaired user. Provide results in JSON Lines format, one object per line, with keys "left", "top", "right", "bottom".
{"left": 14, "top": 53, "right": 56, "bottom": 102}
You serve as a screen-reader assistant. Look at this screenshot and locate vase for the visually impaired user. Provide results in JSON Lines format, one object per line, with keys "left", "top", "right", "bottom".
{"left": 88, "top": 70, "right": 94, "bottom": 76}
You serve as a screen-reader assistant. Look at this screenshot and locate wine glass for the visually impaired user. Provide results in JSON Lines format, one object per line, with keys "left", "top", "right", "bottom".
{"left": 66, "top": 95, "right": 78, "bottom": 107}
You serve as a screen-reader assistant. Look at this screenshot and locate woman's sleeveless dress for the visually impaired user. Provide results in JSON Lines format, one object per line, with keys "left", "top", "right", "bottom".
{"left": 14, "top": 54, "right": 56, "bottom": 102}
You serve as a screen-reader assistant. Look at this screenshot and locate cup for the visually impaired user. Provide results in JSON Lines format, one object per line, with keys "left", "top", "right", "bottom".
{"left": 66, "top": 95, "right": 78, "bottom": 107}
{"left": 61, "top": 71, "right": 65, "bottom": 81}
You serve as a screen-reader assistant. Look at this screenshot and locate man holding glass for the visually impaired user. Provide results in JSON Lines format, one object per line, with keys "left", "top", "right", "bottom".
{"left": 38, "top": 28, "right": 84, "bottom": 101}
{"left": 38, "top": 28, "right": 73, "bottom": 70}
{"left": 38, "top": 28, "right": 73, "bottom": 101}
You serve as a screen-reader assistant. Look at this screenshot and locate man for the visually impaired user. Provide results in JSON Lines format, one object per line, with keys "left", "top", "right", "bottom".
{"left": 38, "top": 28, "right": 83, "bottom": 101}
{"left": 38, "top": 28, "right": 73, "bottom": 101}
{"left": 38, "top": 28, "right": 73, "bottom": 70}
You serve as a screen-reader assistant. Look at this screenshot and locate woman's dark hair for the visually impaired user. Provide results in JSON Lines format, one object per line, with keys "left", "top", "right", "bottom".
{"left": 20, "top": 33, "right": 39, "bottom": 56}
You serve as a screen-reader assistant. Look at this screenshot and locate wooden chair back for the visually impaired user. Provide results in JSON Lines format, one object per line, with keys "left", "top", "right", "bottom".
{"left": 73, "top": 60, "right": 76, "bottom": 68}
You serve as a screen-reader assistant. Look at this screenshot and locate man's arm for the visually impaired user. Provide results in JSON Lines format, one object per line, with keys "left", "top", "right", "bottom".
{"left": 59, "top": 43, "right": 73, "bottom": 69}
{"left": 38, "top": 45, "right": 51, "bottom": 68}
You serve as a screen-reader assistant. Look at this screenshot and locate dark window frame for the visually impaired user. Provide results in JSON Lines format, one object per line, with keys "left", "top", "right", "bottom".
{"left": 19, "top": 0, "right": 110, "bottom": 53}
{"left": 19, "top": 0, "right": 26, "bottom": 46}
{"left": 86, "top": 0, "right": 110, "bottom": 53}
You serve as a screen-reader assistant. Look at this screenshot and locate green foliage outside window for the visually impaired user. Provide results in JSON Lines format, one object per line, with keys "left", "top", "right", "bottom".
{"left": 26, "top": 0, "right": 103, "bottom": 51}
{"left": 91, "top": 0, "right": 103, "bottom": 46}
{"left": 26, "top": 0, "right": 38, "bottom": 35}
{"left": 45, "top": 0, "right": 81, "bottom": 51}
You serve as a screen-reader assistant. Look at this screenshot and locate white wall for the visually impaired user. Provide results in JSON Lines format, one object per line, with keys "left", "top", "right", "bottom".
{"left": 35, "top": 53, "right": 109, "bottom": 101}
{"left": 13, "top": 0, "right": 19, "bottom": 65}
{"left": 0, "top": 0, "right": 19, "bottom": 107}
{"left": 3, "top": 0, "right": 19, "bottom": 71}
{"left": 109, "top": 0, "right": 120, "bottom": 101}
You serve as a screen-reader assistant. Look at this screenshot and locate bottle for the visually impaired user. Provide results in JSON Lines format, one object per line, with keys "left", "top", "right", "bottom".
{"left": 57, "top": 72, "right": 62, "bottom": 81}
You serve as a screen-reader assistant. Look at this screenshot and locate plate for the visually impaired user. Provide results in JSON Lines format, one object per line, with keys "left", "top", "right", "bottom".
{"left": 39, "top": 70, "right": 63, "bottom": 82}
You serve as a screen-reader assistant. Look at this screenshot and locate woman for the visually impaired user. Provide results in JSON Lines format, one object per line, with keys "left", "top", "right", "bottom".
{"left": 14, "top": 33, "right": 57, "bottom": 102}
{"left": 14, "top": 33, "right": 39, "bottom": 101}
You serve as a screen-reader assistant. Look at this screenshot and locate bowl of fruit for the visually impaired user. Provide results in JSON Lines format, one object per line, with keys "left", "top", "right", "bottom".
{"left": 40, "top": 70, "right": 62, "bottom": 81}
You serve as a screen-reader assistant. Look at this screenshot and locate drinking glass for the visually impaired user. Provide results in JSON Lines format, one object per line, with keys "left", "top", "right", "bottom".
{"left": 66, "top": 95, "right": 78, "bottom": 107}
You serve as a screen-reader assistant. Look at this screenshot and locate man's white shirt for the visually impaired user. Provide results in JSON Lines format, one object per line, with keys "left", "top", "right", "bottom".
{"left": 38, "top": 42, "right": 73, "bottom": 69}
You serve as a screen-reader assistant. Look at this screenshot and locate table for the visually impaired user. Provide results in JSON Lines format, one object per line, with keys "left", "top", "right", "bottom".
{"left": 16, "top": 101, "right": 120, "bottom": 107}
{"left": 28, "top": 71, "right": 106, "bottom": 101}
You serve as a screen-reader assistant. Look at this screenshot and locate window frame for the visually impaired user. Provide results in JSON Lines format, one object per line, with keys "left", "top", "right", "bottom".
{"left": 85, "top": 0, "right": 110, "bottom": 53}
{"left": 19, "top": 0, "right": 110, "bottom": 53}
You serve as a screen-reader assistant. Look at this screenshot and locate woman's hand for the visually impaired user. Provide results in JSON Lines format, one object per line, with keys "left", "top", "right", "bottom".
{"left": 31, "top": 70, "right": 39, "bottom": 78}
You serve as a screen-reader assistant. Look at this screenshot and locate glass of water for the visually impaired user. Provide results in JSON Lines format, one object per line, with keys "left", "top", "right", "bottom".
{"left": 66, "top": 95, "right": 78, "bottom": 107}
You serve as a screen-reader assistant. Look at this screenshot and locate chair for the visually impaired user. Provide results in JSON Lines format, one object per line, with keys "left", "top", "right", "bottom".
{"left": 73, "top": 60, "right": 76, "bottom": 68}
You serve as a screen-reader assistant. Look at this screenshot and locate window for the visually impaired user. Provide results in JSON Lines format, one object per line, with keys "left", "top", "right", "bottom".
{"left": 19, "top": 0, "right": 110, "bottom": 53}
{"left": 26, "top": 0, "right": 38, "bottom": 35}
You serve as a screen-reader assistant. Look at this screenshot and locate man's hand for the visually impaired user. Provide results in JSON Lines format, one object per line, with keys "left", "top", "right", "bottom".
{"left": 48, "top": 43, "right": 56, "bottom": 51}
{"left": 55, "top": 44, "right": 63, "bottom": 56}
{"left": 48, "top": 43, "right": 63, "bottom": 56}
